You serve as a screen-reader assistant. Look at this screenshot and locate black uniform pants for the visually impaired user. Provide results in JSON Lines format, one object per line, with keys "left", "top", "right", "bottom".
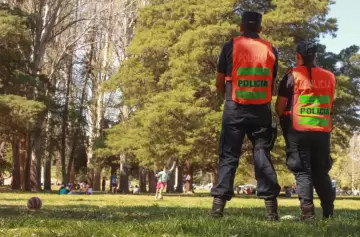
{"left": 280, "top": 116, "right": 335, "bottom": 209}
{"left": 211, "top": 102, "right": 280, "bottom": 201}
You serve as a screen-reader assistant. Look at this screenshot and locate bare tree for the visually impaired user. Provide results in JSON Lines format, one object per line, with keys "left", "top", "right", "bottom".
{"left": 85, "top": 0, "right": 139, "bottom": 190}
{"left": 6, "top": 0, "right": 141, "bottom": 191}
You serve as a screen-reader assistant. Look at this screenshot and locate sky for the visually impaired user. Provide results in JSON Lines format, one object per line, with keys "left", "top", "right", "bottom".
{"left": 320, "top": 0, "right": 360, "bottom": 54}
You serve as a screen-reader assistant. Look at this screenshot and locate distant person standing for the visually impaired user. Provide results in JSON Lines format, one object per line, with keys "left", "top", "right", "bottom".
{"left": 154, "top": 162, "right": 176, "bottom": 200}
{"left": 184, "top": 174, "right": 192, "bottom": 193}
{"left": 111, "top": 173, "right": 117, "bottom": 193}
{"left": 102, "top": 177, "right": 106, "bottom": 192}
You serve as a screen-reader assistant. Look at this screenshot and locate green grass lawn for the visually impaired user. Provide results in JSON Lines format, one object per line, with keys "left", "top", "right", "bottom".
{"left": 0, "top": 193, "right": 360, "bottom": 237}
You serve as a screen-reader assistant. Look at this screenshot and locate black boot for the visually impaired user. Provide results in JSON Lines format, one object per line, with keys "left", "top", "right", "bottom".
{"left": 301, "top": 204, "right": 315, "bottom": 220}
{"left": 265, "top": 199, "right": 279, "bottom": 221}
{"left": 211, "top": 197, "right": 226, "bottom": 218}
{"left": 321, "top": 203, "right": 334, "bottom": 219}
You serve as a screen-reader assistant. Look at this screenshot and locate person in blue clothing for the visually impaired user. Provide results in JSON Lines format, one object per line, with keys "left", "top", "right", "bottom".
{"left": 111, "top": 173, "right": 117, "bottom": 193}
{"left": 59, "top": 185, "right": 67, "bottom": 195}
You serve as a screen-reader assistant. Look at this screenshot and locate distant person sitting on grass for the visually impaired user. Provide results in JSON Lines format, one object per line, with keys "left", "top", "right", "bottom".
{"left": 66, "top": 183, "right": 74, "bottom": 194}
{"left": 133, "top": 185, "right": 140, "bottom": 194}
{"left": 74, "top": 181, "right": 80, "bottom": 190}
{"left": 75, "top": 181, "right": 88, "bottom": 194}
{"left": 59, "top": 185, "right": 67, "bottom": 195}
{"left": 154, "top": 161, "right": 176, "bottom": 200}
{"left": 85, "top": 183, "right": 93, "bottom": 195}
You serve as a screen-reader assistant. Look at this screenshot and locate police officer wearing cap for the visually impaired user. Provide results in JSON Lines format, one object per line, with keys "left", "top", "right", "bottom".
{"left": 275, "top": 41, "right": 336, "bottom": 220}
{"left": 211, "top": 11, "right": 281, "bottom": 220}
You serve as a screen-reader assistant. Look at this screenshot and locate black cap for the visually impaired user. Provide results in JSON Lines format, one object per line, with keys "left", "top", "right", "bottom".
{"left": 241, "top": 11, "right": 262, "bottom": 28}
{"left": 296, "top": 41, "right": 317, "bottom": 57}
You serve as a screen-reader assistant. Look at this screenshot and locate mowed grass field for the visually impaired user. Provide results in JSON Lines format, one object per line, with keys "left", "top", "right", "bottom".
{"left": 0, "top": 193, "right": 360, "bottom": 237}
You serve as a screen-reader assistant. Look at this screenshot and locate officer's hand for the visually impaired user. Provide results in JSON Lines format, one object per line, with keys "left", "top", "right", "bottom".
{"left": 210, "top": 86, "right": 224, "bottom": 106}
{"left": 272, "top": 113, "right": 280, "bottom": 125}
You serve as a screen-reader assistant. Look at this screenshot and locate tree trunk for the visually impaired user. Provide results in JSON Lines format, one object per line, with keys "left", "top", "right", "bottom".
{"left": 119, "top": 163, "right": 129, "bottom": 193}
{"left": 175, "top": 166, "right": 183, "bottom": 193}
{"left": 88, "top": 167, "right": 94, "bottom": 186}
{"left": 55, "top": 154, "right": 61, "bottom": 185}
{"left": 64, "top": 14, "right": 80, "bottom": 183}
{"left": 20, "top": 137, "right": 26, "bottom": 191}
{"left": 93, "top": 167, "right": 101, "bottom": 191}
{"left": 11, "top": 137, "right": 21, "bottom": 190}
{"left": 43, "top": 149, "right": 52, "bottom": 191}
{"left": 148, "top": 170, "right": 156, "bottom": 193}
{"left": 212, "top": 163, "right": 218, "bottom": 187}
{"left": 33, "top": 131, "right": 42, "bottom": 191}
{"left": 24, "top": 132, "right": 32, "bottom": 191}
{"left": 61, "top": 67, "right": 72, "bottom": 185}
{"left": 28, "top": 1, "right": 53, "bottom": 192}
{"left": 70, "top": 163, "right": 76, "bottom": 184}
{"left": 139, "top": 166, "right": 147, "bottom": 193}
{"left": 31, "top": 149, "right": 37, "bottom": 190}
{"left": 67, "top": 67, "right": 89, "bottom": 182}
{"left": 87, "top": 1, "right": 108, "bottom": 179}
{"left": 43, "top": 110, "right": 55, "bottom": 191}
{"left": 184, "top": 160, "right": 193, "bottom": 193}
{"left": 166, "top": 170, "right": 175, "bottom": 193}
{"left": 110, "top": 165, "right": 117, "bottom": 191}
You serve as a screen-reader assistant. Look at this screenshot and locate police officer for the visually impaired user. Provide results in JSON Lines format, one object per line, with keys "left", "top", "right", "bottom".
{"left": 275, "top": 41, "right": 336, "bottom": 220}
{"left": 211, "top": 11, "right": 280, "bottom": 220}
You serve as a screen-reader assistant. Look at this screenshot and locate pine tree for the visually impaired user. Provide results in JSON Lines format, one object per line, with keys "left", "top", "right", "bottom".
{"left": 0, "top": 5, "right": 46, "bottom": 190}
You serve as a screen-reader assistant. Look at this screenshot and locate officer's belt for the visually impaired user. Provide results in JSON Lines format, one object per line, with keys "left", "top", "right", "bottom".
{"left": 283, "top": 111, "right": 291, "bottom": 115}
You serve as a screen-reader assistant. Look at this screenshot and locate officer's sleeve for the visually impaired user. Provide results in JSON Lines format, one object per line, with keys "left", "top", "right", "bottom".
{"left": 271, "top": 47, "right": 279, "bottom": 93}
{"left": 217, "top": 40, "right": 232, "bottom": 74}
{"left": 286, "top": 73, "right": 295, "bottom": 97}
{"left": 272, "top": 47, "right": 279, "bottom": 80}
{"left": 278, "top": 73, "right": 290, "bottom": 98}
{"left": 331, "top": 73, "right": 337, "bottom": 115}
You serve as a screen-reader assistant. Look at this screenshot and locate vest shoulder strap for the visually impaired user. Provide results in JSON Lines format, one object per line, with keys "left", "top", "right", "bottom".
{"left": 234, "top": 36, "right": 273, "bottom": 47}
{"left": 255, "top": 38, "right": 273, "bottom": 51}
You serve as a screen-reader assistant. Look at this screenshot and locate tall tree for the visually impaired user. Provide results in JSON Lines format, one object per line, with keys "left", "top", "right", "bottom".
{"left": 0, "top": 5, "right": 46, "bottom": 190}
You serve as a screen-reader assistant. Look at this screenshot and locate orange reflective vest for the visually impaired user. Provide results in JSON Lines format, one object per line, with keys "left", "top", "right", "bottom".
{"left": 225, "top": 36, "right": 275, "bottom": 104}
{"left": 292, "top": 66, "right": 336, "bottom": 132}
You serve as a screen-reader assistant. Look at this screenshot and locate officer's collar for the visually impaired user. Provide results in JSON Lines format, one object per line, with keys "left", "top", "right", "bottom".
{"left": 300, "top": 64, "right": 317, "bottom": 68}
{"left": 242, "top": 32, "right": 260, "bottom": 38}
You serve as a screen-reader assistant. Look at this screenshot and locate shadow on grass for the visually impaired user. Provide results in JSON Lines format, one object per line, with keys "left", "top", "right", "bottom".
{"left": 1, "top": 198, "right": 107, "bottom": 202}
{"left": 0, "top": 203, "right": 359, "bottom": 221}
{"left": 0, "top": 204, "right": 360, "bottom": 236}
{"left": 2, "top": 188, "right": 360, "bottom": 204}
